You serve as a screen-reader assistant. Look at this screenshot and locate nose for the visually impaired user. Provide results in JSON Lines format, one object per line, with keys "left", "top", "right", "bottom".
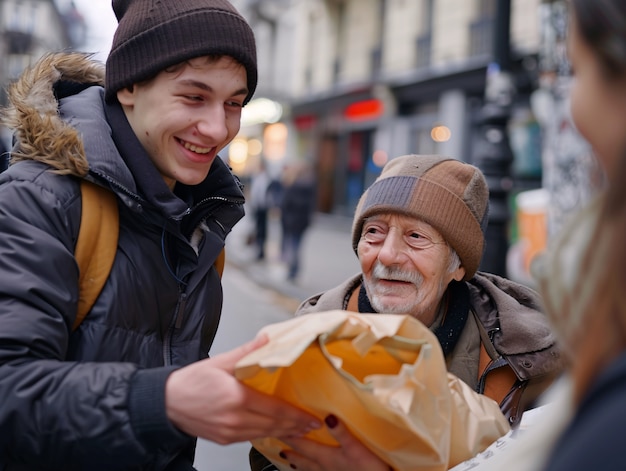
{"left": 376, "top": 229, "right": 408, "bottom": 266}
{"left": 196, "top": 105, "right": 229, "bottom": 142}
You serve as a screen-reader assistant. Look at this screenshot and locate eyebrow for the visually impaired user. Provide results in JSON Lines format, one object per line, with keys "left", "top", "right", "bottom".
{"left": 364, "top": 217, "right": 436, "bottom": 233}
{"left": 177, "top": 79, "right": 248, "bottom": 97}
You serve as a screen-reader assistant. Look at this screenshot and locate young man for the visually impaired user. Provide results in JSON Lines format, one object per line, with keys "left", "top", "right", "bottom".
{"left": 0, "top": 0, "right": 319, "bottom": 469}
{"left": 250, "top": 154, "right": 563, "bottom": 471}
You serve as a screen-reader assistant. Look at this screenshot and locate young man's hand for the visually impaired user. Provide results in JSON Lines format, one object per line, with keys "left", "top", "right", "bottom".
{"left": 278, "top": 414, "right": 393, "bottom": 471}
{"left": 165, "top": 335, "right": 321, "bottom": 444}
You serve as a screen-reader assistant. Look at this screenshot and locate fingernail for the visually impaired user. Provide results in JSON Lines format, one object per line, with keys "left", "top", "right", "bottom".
{"left": 290, "top": 465, "right": 297, "bottom": 470}
{"left": 324, "top": 414, "right": 338, "bottom": 429}
{"left": 279, "top": 451, "right": 287, "bottom": 459}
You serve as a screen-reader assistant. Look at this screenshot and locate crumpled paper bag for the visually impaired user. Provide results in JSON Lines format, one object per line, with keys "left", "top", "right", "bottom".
{"left": 235, "top": 311, "right": 509, "bottom": 471}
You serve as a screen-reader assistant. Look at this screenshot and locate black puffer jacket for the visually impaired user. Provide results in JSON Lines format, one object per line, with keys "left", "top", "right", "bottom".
{"left": 0, "top": 53, "right": 244, "bottom": 470}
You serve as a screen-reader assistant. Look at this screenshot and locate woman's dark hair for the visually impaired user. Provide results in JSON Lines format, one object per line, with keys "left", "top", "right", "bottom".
{"left": 572, "top": 0, "right": 626, "bottom": 77}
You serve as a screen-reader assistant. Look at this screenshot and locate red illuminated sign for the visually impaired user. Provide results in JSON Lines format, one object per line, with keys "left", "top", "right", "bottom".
{"left": 344, "top": 99, "right": 383, "bottom": 121}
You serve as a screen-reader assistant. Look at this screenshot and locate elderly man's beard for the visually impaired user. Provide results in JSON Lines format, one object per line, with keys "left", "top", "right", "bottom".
{"left": 364, "top": 261, "right": 428, "bottom": 316}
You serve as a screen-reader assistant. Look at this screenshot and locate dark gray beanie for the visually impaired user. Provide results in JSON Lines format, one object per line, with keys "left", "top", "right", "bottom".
{"left": 352, "top": 155, "right": 490, "bottom": 280}
{"left": 105, "top": 0, "right": 257, "bottom": 104}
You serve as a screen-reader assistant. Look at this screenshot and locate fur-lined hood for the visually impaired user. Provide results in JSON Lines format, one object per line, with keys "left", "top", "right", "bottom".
{"left": 1, "top": 52, "right": 105, "bottom": 177}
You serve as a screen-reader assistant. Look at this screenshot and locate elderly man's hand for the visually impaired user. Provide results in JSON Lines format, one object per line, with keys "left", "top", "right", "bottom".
{"left": 278, "top": 414, "right": 392, "bottom": 471}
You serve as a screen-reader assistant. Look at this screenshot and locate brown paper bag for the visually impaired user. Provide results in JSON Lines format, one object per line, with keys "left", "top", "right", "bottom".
{"left": 235, "top": 310, "right": 509, "bottom": 471}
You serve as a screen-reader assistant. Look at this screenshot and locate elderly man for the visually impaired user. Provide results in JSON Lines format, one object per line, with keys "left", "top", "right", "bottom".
{"left": 250, "top": 154, "right": 562, "bottom": 471}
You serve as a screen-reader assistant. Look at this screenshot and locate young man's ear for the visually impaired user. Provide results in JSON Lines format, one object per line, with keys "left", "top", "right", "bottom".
{"left": 116, "top": 85, "right": 136, "bottom": 106}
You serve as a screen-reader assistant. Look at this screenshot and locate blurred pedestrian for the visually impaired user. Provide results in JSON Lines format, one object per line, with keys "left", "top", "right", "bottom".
{"left": 248, "top": 159, "right": 275, "bottom": 260}
{"left": 280, "top": 161, "right": 315, "bottom": 281}
{"left": 0, "top": 0, "right": 320, "bottom": 469}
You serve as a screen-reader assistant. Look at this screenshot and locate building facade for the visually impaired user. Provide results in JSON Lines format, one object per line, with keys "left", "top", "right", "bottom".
{"left": 234, "top": 0, "right": 544, "bottom": 219}
{"left": 0, "top": 0, "right": 85, "bottom": 145}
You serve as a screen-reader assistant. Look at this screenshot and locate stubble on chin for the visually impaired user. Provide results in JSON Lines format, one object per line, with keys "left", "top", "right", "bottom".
{"left": 364, "top": 263, "right": 448, "bottom": 324}
{"left": 364, "top": 264, "right": 424, "bottom": 316}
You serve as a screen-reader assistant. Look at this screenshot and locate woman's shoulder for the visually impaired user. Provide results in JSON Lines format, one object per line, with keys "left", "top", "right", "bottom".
{"left": 579, "top": 352, "right": 626, "bottom": 414}
{"left": 544, "top": 356, "right": 626, "bottom": 471}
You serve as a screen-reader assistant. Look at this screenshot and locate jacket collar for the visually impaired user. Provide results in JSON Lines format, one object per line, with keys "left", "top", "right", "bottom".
{"left": 468, "top": 272, "right": 556, "bottom": 355}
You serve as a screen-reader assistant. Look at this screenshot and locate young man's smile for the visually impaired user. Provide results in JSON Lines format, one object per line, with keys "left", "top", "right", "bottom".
{"left": 178, "top": 138, "right": 214, "bottom": 155}
{"left": 118, "top": 55, "right": 248, "bottom": 189}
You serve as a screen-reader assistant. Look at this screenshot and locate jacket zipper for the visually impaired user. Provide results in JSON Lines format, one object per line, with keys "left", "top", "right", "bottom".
{"left": 174, "top": 292, "right": 188, "bottom": 329}
{"left": 190, "top": 194, "right": 245, "bottom": 212}
{"left": 162, "top": 286, "right": 187, "bottom": 365}
{"left": 159, "top": 196, "right": 242, "bottom": 365}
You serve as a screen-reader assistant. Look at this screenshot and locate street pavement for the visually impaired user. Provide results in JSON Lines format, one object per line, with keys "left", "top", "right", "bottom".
{"left": 225, "top": 209, "right": 361, "bottom": 309}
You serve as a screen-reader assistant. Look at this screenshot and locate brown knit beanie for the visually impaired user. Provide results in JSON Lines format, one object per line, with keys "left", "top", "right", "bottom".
{"left": 352, "top": 154, "right": 489, "bottom": 280}
{"left": 105, "top": 0, "right": 257, "bottom": 104}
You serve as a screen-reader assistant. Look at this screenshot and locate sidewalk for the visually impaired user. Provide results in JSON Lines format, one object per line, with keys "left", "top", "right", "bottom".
{"left": 225, "top": 209, "right": 361, "bottom": 309}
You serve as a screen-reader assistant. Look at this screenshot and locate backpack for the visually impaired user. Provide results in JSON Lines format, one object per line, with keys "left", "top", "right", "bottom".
{"left": 73, "top": 181, "right": 225, "bottom": 331}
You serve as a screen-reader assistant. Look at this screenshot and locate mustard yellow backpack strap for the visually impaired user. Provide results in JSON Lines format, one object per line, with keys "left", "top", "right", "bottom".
{"left": 346, "top": 282, "right": 360, "bottom": 312}
{"left": 73, "top": 181, "right": 119, "bottom": 331}
{"left": 215, "top": 247, "right": 226, "bottom": 277}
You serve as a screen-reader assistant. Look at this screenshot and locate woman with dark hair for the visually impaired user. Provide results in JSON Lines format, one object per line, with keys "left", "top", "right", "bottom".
{"left": 536, "top": 0, "right": 626, "bottom": 469}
